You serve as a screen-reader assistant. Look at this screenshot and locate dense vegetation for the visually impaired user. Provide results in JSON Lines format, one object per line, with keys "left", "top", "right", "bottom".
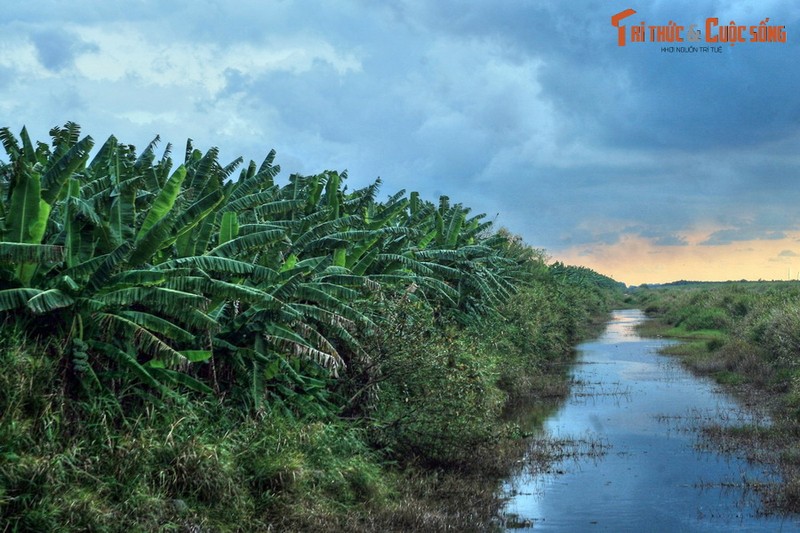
{"left": 0, "top": 123, "right": 622, "bottom": 531}
{"left": 634, "top": 281, "right": 800, "bottom": 512}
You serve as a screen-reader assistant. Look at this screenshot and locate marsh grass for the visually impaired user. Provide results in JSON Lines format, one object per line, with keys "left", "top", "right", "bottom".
{"left": 0, "top": 292, "right": 616, "bottom": 531}
{"left": 634, "top": 283, "right": 800, "bottom": 515}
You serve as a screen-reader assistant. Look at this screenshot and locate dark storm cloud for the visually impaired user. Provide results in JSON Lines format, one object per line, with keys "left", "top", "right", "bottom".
{"left": 0, "top": 0, "right": 798, "bottom": 258}
{"left": 393, "top": 1, "right": 800, "bottom": 149}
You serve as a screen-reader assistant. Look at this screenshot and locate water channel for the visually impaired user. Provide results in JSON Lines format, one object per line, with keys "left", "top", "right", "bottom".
{"left": 502, "top": 309, "right": 800, "bottom": 532}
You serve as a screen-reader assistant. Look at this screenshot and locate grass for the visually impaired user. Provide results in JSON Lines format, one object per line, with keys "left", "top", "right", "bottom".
{"left": 633, "top": 283, "right": 800, "bottom": 515}
{"left": 1, "top": 385, "right": 396, "bottom": 531}
{"left": 0, "top": 282, "right": 618, "bottom": 531}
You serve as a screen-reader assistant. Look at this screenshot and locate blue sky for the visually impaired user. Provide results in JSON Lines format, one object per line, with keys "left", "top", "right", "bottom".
{"left": 2, "top": 1, "right": 799, "bottom": 284}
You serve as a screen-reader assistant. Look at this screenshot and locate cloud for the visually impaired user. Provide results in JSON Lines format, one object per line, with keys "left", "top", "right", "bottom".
{"left": 779, "top": 249, "right": 798, "bottom": 257}
{"left": 701, "top": 228, "right": 787, "bottom": 246}
{"left": 651, "top": 234, "right": 689, "bottom": 246}
{"left": 30, "top": 28, "right": 98, "bottom": 72}
{"left": 67, "top": 25, "right": 361, "bottom": 94}
{"left": 0, "top": 0, "right": 799, "bottom": 283}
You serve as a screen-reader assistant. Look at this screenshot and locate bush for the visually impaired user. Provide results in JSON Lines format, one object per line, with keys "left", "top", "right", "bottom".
{"left": 676, "top": 306, "right": 731, "bottom": 332}
{"left": 756, "top": 304, "right": 800, "bottom": 369}
{"left": 368, "top": 323, "right": 505, "bottom": 466}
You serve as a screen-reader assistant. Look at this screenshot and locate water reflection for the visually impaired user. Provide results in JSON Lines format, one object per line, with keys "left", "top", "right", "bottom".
{"left": 503, "top": 309, "right": 799, "bottom": 532}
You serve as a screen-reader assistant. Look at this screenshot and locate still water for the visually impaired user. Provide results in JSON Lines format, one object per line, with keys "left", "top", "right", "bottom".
{"left": 503, "top": 309, "right": 800, "bottom": 532}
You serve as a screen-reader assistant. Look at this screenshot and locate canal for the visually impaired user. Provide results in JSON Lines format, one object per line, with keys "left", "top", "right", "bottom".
{"left": 502, "top": 309, "right": 800, "bottom": 531}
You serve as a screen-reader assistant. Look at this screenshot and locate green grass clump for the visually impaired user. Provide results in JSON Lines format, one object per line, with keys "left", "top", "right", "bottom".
{"left": 0, "top": 357, "right": 390, "bottom": 531}
{"left": 675, "top": 306, "right": 731, "bottom": 332}
{"left": 713, "top": 370, "right": 745, "bottom": 385}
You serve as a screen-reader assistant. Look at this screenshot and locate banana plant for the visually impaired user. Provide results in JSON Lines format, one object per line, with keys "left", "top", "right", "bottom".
{"left": 0, "top": 122, "right": 541, "bottom": 417}
{"left": 0, "top": 126, "right": 226, "bottom": 395}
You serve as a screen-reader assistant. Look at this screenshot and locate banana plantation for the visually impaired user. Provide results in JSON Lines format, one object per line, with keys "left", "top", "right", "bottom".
{"left": 0, "top": 123, "right": 622, "bottom": 531}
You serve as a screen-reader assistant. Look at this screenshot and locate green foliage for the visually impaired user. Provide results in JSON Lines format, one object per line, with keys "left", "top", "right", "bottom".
{"left": 0, "top": 336, "right": 389, "bottom": 531}
{"left": 752, "top": 303, "right": 800, "bottom": 369}
{"left": 364, "top": 304, "right": 506, "bottom": 465}
{"left": 633, "top": 281, "right": 800, "bottom": 404}
{"left": 632, "top": 281, "right": 800, "bottom": 514}
{"left": 0, "top": 123, "right": 563, "bottom": 412}
{"left": 339, "top": 261, "right": 613, "bottom": 467}
{"left": 676, "top": 306, "right": 731, "bottom": 331}
{"left": 0, "top": 122, "right": 623, "bottom": 529}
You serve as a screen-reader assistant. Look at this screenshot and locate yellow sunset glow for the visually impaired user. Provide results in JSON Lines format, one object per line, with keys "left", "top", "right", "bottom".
{"left": 554, "top": 232, "right": 800, "bottom": 286}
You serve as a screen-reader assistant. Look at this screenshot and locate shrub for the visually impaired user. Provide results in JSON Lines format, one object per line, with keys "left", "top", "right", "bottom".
{"left": 676, "top": 306, "right": 731, "bottom": 332}
{"left": 758, "top": 304, "right": 800, "bottom": 369}
{"left": 368, "top": 327, "right": 505, "bottom": 466}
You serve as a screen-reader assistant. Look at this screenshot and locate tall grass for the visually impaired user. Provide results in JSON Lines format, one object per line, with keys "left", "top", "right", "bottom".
{"left": 635, "top": 281, "right": 800, "bottom": 513}
{"left": 1, "top": 272, "right": 619, "bottom": 531}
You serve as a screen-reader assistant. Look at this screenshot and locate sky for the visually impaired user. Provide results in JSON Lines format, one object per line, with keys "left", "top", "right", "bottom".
{"left": 1, "top": 1, "right": 799, "bottom": 286}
